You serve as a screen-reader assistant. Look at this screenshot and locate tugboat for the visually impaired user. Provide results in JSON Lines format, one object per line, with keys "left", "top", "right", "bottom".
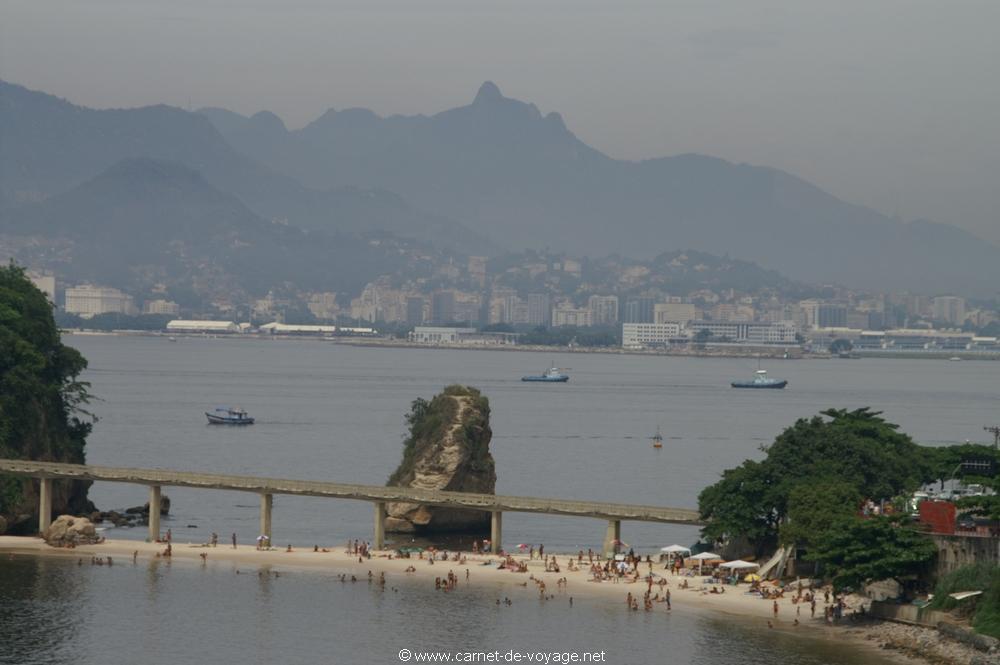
{"left": 205, "top": 406, "right": 255, "bottom": 425}
{"left": 521, "top": 364, "right": 570, "bottom": 382}
{"left": 731, "top": 369, "right": 788, "bottom": 389}
{"left": 651, "top": 426, "right": 664, "bottom": 449}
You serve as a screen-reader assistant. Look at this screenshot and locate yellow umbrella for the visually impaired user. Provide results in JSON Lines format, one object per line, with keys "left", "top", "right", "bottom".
{"left": 744, "top": 573, "right": 762, "bottom": 582}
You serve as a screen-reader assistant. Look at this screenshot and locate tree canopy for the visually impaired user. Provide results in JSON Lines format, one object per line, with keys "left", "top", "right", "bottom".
{"left": 698, "top": 408, "right": 930, "bottom": 551}
{"left": 806, "top": 516, "right": 936, "bottom": 591}
{"left": 0, "top": 264, "right": 94, "bottom": 521}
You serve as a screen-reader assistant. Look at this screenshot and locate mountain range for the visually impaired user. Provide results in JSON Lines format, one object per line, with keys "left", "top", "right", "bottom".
{"left": 1, "top": 78, "right": 998, "bottom": 297}
{"left": 200, "top": 81, "right": 1000, "bottom": 297}
{"left": 0, "top": 158, "right": 444, "bottom": 306}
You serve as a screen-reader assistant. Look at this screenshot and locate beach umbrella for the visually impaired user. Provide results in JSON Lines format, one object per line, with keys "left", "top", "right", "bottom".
{"left": 517, "top": 544, "right": 529, "bottom": 550}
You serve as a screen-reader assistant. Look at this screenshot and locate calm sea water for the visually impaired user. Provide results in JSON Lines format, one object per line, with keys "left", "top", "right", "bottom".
{"left": 67, "top": 335, "right": 998, "bottom": 552}
{"left": 0, "top": 555, "right": 896, "bottom": 665}
{"left": 6, "top": 335, "right": 994, "bottom": 664}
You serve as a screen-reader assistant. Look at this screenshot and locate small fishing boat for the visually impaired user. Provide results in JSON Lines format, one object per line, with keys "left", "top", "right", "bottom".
{"left": 206, "top": 407, "right": 255, "bottom": 425}
{"left": 652, "top": 426, "right": 663, "bottom": 449}
{"left": 731, "top": 369, "right": 787, "bottom": 389}
{"left": 521, "top": 365, "right": 569, "bottom": 382}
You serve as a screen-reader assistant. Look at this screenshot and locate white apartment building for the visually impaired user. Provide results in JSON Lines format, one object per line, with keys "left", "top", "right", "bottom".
{"left": 64, "top": 285, "right": 136, "bottom": 318}
{"left": 28, "top": 272, "right": 56, "bottom": 302}
{"left": 588, "top": 295, "right": 619, "bottom": 325}
{"left": 143, "top": 299, "right": 180, "bottom": 315}
{"left": 622, "top": 323, "right": 683, "bottom": 347}
{"left": 654, "top": 303, "right": 698, "bottom": 324}
{"left": 686, "top": 320, "right": 798, "bottom": 344}
{"left": 551, "top": 306, "right": 593, "bottom": 327}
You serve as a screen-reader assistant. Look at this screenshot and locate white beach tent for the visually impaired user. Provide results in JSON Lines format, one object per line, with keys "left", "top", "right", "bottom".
{"left": 660, "top": 545, "right": 692, "bottom": 554}
{"left": 720, "top": 560, "right": 760, "bottom": 570}
{"left": 688, "top": 551, "right": 722, "bottom": 574}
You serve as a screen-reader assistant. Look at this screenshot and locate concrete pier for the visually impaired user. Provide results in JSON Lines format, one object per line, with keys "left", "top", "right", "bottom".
{"left": 373, "top": 502, "right": 386, "bottom": 550}
{"left": 38, "top": 478, "right": 52, "bottom": 534}
{"left": 260, "top": 493, "right": 273, "bottom": 543}
{"left": 490, "top": 511, "right": 503, "bottom": 554}
{"left": 2, "top": 459, "right": 703, "bottom": 556}
{"left": 148, "top": 485, "right": 161, "bottom": 542}
{"left": 603, "top": 519, "right": 621, "bottom": 557}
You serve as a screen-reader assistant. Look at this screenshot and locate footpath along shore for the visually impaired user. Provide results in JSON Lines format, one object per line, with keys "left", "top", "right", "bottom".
{"left": 2, "top": 535, "right": 988, "bottom": 664}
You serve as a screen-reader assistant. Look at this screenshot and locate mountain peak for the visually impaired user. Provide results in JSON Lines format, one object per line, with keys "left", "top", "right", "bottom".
{"left": 473, "top": 81, "right": 503, "bottom": 105}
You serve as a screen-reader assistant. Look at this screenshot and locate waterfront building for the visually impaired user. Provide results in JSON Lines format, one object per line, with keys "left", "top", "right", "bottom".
{"left": 526, "top": 293, "right": 551, "bottom": 327}
{"left": 409, "top": 326, "right": 517, "bottom": 345}
{"left": 431, "top": 291, "right": 456, "bottom": 324}
{"left": 588, "top": 295, "right": 619, "bottom": 325}
{"left": 799, "top": 300, "right": 848, "bottom": 329}
{"left": 143, "top": 299, "right": 180, "bottom": 316}
{"left": 621, "top": 323, "right": 683, "bottom": 348}
{"left": 622, "top": 297, "right": 655, "bottom": 324}
{"left": 551, "top": 305, "right": 593, "bottom": 327}
{"left": 653, "top": 303, "right": 698, "bottom": 325}
{"left": 64, "top": 285, "right": 136, "bottom": 318}
{"left": 406, "top": 296, "right": 426, "bottom": 326}
{"left": 932, "top": 296, "right": 967, "bottom": 325}
{"left": 165, "top": 320, "right": 240, "bottom": 334}
{"left": 28, "top": 272, "right": 56, "bottom": 303}
{"left": 685, "top": 320, "right": 797, "bottom": 344}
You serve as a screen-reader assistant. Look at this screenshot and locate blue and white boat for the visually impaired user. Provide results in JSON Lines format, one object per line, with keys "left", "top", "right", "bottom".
{"left": 521, "top": 365, "right": 569, "bottom": 383}
{"left": 731, "top": 369, "right": 787, "bottom": 390}
{"left": 206, "top": 406, "right": 255, "bottom": 425}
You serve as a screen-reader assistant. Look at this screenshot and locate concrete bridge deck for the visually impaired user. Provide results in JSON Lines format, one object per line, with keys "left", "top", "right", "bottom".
{"left": 0, "top": 459, "right": 703, "bottom": 555}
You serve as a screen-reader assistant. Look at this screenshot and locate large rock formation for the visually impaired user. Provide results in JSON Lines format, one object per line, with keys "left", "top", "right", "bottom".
{"left": 42, "top": 515, "right": 100, "bottom": 547}
{"left": 385, "top": 385, "right": 496, "bottom": 533}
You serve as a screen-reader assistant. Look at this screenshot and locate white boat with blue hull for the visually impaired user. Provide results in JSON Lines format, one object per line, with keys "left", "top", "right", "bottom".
{"left": 521, "top": 365, "right": 570, "bottom": 382}
{"left": 731, "top": 369, "right": 787, "bottom": 389}
{"left": 206, "top": 407, "right": 255, "bottom": 425}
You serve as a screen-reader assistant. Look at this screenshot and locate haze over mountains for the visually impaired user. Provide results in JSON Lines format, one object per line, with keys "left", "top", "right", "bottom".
{"left": 2, "top": 79, "right": 998, "bottom": 297}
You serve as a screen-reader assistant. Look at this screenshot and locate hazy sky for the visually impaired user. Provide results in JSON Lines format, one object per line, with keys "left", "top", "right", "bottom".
{"left": 2, "top": 0, "right": 998, "bottom": 242}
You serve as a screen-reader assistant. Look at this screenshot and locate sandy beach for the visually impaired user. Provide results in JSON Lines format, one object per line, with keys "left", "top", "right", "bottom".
{"left": 0, "top": 534, "right": 934, "bottom": 664}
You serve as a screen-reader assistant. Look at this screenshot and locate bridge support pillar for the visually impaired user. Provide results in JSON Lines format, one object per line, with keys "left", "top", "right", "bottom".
{"left": 490, "top": 511, "right": 503, "bottom": 554}
{"left": 374, "top": 501, "right": 386, "bottom": 550}
{"left": 603, "top": 519, "right": 621, "bottom": 558}
{"left": 148, "top": 485, "right": 161, "bottom": 542}
{"left": 260, "top": 493, "right": 273, "bottom": 545}
{"left": 38, "top": 478, "right": 53, "bottom": 534}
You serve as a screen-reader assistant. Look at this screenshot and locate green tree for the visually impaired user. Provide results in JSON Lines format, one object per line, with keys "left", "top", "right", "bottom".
{"left": 698, "top": 408, "right": 930, "bottom": 551}
{"left": 781, "top": 480, "right": 862, "bottom": 549}
{"left": 807, "top": 516, "right": 936, "bottom": 591}
{"left": 829, "top": 338, "right": 853, "bottom": 355}
{"left": 0, "top": 264, "right": 95, "bottom": 529}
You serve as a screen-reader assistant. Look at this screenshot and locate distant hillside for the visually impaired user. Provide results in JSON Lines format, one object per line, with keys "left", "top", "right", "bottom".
{"left": 0, "top": 80, "right": 492, "bottom": 255}
{"left": 200, "top": 81, "right": 1000, "bottom": 297}
{"left": 0, "top": 158, "right": 445, "bottom": 304}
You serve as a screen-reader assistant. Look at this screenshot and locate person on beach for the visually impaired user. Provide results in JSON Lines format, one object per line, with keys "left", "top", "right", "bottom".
{"left": 665, "top": 589, "right": 671, "bottom": 611}
{"left": 232, "top": 533, "right": 237, "bottom": 549}
{"left": 211, "top": 532, "right": 218, "bottom": 547}
{"left": 773, "top": 600, "right": 779, "bottom": 618}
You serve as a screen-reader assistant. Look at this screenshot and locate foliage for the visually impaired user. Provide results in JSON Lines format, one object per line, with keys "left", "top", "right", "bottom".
{"left": 926, "top": 564, "right": 1000, "bottom": 639}
{"left": 0, "top": 264, "right": 95, "bottom": 517}
{"left": 806, "top": 516, "right": 936, "bottom": 591}
{"left": 387, "top": 385, "right": 494, "bottom": 485}
{"left": 698, "top": 408, "right": 930, "bottom": 551}
{"left": 829, "top": 338, "right": 853, "bottom": 355}
{"left": 55, "top": 311, "right": 174, "bottom": 331}
{"left": 519, "top": 325, "right": 619, "bottom": 347}
{"left": 781, "top": 480, "right": 862, "bottom": 549}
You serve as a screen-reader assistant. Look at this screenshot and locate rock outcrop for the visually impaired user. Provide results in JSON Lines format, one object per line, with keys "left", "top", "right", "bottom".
{"left": 385, "top": 385, "right": 495, "bottom": 533}
{"left": 42, "top": 515, "right": 101, "bottom": 547}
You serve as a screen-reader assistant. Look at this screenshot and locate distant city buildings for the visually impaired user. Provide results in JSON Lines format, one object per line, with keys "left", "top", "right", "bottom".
{"left": 409, "top": 326, "right": 517, "bottom": 345}
{"left": 28, "top": 272, "right": 56, "bottom": 303}
{"left": 588, "top": 295, "right": 619, "bottom": 325}
{"left": 143, "top": 299, "right": 180, "bottom": 316}
{"left": 932, "top": 296, "right": 967, "bottom": 326}
{"left": 551, "top": 304, "right": 593, "bottom": 327}
{"left": 64, "top": 285, "right": 136, "bottom": 318}
{"left": 654, "top": 303, "right": 698, "bottom": 325}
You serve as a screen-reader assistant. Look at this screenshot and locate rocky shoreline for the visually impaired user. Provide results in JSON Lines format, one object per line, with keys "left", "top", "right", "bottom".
{"left": 847, "top": 621, "right": 1000, "bottom": 665}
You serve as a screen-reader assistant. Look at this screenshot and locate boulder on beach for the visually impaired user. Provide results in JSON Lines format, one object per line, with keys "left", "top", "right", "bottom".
{"left": 385, "top": 385, "right": 495, "bottom": 534}
{"left": 42, "top": 515, "right": 101, "bottom": 547}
